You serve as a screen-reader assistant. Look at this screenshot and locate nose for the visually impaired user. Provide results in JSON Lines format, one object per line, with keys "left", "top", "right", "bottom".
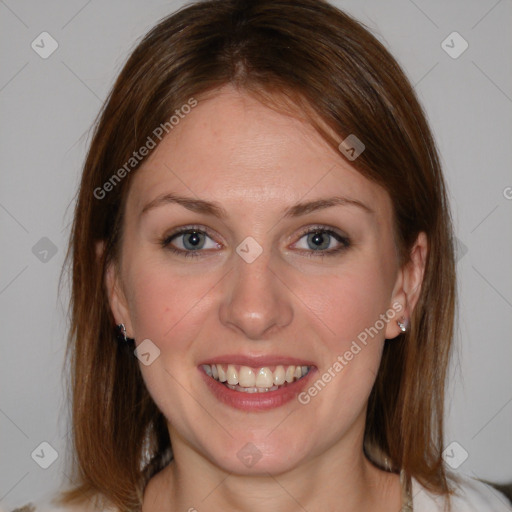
{"left": 218, "top": 246, "right": 294, "bottom": 340}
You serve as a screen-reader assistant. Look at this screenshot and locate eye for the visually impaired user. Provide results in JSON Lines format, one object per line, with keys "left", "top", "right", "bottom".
{"left": 161, "top": 226, "right": 221, "bottom": 258}
{"left": 293, "top": 226, "right": 350, "bottom": 257}
{"left": 160, "top": 224, "right": 350, "bottom": 259}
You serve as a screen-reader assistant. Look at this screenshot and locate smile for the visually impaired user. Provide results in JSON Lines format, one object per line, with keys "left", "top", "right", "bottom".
{"left": 201, "top": 363, "right": 312, "bottom": 393}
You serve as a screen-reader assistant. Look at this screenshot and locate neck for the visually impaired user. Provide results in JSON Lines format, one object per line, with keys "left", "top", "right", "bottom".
{"left": 143, "top": 421, "right": 401, "bottom": 512}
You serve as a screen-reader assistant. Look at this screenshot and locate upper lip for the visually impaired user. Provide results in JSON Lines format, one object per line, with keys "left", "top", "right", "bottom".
{"left": 198, "top": 354, "right": 316, "bottom": 367}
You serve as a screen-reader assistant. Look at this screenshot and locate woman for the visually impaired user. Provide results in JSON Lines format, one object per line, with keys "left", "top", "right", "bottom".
{"left": 21, "top": 0, "right": 511, "bottom": 511}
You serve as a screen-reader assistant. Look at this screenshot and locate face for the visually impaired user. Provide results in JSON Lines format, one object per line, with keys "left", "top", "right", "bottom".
{"left": 108, "top": 85, "right": 414, "bottom": 476}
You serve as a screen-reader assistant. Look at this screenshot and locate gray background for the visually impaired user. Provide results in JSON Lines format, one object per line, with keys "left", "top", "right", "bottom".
{"left": 1, "top": 0, "right": 511, "bottom": 509}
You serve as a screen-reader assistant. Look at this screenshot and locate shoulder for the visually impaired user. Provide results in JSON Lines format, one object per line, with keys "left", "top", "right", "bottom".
{"left": 412, "top": 473, "right": 512, "bottom": 512}
{"left": 7, "top": 496, "right": 117, "bottom": 512}
{"left": 7, "top": 505, "right": 95, "bottom": 512}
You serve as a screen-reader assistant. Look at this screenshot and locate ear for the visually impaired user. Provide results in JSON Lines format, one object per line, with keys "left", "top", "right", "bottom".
{"left": 385, "top": 232, "right": 428, "bottom": 339}
{"left": 96, "top": 241, "right": 134, "bottom": 337}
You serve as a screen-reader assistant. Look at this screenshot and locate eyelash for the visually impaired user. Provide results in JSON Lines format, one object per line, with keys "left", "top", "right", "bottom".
{"left": 160, "top": 224, "right": 351, "bottom": 259}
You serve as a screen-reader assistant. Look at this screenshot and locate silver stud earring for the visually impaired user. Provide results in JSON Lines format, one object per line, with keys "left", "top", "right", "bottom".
{"left": 116, "top": 323, "right": 135, "bottom": 344}
{"left": 397, "top": 317, "right": 408, "bottom": 333}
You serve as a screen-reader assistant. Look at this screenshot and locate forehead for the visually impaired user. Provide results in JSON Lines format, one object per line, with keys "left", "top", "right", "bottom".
{"left": 127, "top": 86, "right": 392, "bottom": 220}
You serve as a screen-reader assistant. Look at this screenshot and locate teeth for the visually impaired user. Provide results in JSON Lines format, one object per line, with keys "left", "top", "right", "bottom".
{"left": 273, "top": 365, "right": 285, "bottom": 385}
{"left": 255, "top": 367, "right": 274, "bottom": 388}
{"left": 217, "top": 365, "right": 227, "bottom": 382}
{"left": 226, "top": 364, "right": 238, "bottom": 385}
{"left": 226, "top": 383, "right": 280, "bottom": 393}
{"left": 238, "top": 366, "right": 256, "bottom": 387}
{"left": 202, "top": 363, "right": 311, "bottom": 391}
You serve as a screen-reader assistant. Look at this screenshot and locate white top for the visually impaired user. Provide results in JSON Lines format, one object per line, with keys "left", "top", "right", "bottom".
{"left": 8, "top": 474, "right": 512, "bottom": 511}
{"left": 411, "top": 475, "right": 512, "bottom": 511}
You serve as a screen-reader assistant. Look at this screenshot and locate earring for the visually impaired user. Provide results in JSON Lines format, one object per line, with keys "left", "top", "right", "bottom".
{"left": 397, "top": 317, "right": 408, "bottom": 333}
{"left": 116, "top": 323, "right": 135, "bottom": 344}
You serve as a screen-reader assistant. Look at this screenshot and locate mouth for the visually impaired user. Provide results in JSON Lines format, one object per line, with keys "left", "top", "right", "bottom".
{"left": 202, "top": 363, "right": 312, "bottom": 393}
{"left": 199, "top": 361, "right": 316, "bottom": 411}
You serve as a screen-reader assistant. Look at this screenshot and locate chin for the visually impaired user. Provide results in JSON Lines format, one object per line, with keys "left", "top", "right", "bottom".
{"left": 196, "top": 430, "right": 313, "bottom": 476}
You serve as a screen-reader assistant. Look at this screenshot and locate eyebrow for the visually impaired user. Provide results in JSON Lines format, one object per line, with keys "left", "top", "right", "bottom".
{"left": 140, "top": 193, "right": 374, "bottom": 218}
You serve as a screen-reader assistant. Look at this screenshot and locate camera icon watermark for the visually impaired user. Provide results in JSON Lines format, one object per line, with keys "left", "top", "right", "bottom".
{"left": 31, "top": 32, "right": 59, "bottom": 59}
{"left": 442, "top": 441, "right": 469, "bottom": 469}
{"left": 32, "top": 237, "right": 58, "bottom": 263}
{"left": 31, "top": 441, "right": 59, "bottom": 469}
{"left": 454, "top": 237, "right": 468, "bottom": 263}
{"left": 236, "top": 236, "right": 263, "bottom": 263}
{"left": 338, "top": 134, "right": 365, "bottom": 161}
{"left": 236, "top": 442, "right": 262, "bottom": 468}
{"left": 134, "top": 339, "right": 161, "bottom": 366}
{"left": 441, "top": 32, "right": 468, "bottom": 59}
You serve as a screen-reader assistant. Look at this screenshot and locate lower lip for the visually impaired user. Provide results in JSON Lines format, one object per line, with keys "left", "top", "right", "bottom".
{"left": 200, "top": 367, "right": 317, "bottom": 411}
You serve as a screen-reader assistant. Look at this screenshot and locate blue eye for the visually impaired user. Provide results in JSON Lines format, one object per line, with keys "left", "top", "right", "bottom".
{"left": 294, "top": 227, "right": 350, "bottom": 257}
{"left": 160, "top": 225, "right": 350, "bottom": 259}
{"left": 161, "top": 227, "right": 220, "bottom": 258}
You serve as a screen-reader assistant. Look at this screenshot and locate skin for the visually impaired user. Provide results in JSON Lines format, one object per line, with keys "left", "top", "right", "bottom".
{"left": 106, "top": 84, "right": 427, "bottom": 512}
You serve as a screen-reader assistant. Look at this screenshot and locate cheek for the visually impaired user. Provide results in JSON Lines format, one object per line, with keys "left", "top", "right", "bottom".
{"left": 296, "top": 263, "right": 393, "bottom": 414}
{"left": 124, "top": 257, "right": 216, "bottom": 350}
{"left": 123, "top": 259, "right": 219, "bottom": 426}
{"left": 292, "top": 254, "right": 394, "bottom": 404}
{"left": 297, "top": 259, "right": 393, "bottom": 346}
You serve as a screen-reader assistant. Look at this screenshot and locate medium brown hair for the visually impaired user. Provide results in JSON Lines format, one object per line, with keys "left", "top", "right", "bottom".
{"left": 61, "top": 0, "right": 457, "bottom": 510}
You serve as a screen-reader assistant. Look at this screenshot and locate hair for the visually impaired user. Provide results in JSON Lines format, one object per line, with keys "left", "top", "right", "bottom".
{"left": 60, "top": 0, "right": 457, "bottom": 510}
